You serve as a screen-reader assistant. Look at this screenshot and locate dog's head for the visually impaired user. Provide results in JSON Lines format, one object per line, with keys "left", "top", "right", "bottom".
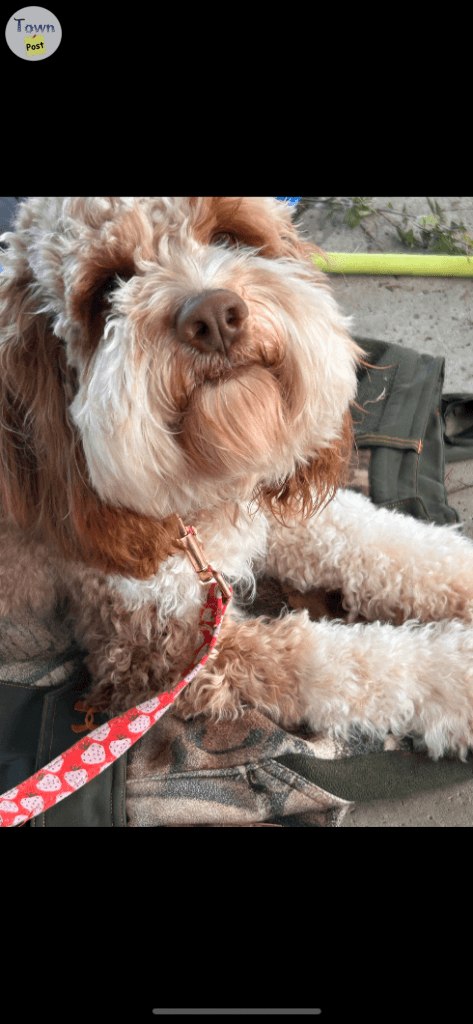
{"left": 0, "top": 197, "right": 363, "bottom": 578}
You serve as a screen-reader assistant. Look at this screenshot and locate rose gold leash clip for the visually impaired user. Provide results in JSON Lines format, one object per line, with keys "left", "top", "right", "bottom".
{"left": 176, "top": 517, "right": 232, "bottom": 601}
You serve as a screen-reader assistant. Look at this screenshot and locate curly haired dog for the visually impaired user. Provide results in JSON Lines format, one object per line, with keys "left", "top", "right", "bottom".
{"left": 2, "top": 196, "right": 473, "bottom": 761}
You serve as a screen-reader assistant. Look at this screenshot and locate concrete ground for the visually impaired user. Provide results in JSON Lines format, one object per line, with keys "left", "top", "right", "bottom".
{"left": 296, "top": 197, "right": 473, "bottom": 826}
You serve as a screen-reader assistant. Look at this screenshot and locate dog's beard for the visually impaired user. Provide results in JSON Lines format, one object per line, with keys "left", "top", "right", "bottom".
{"left": 179, "top": 365, "right": 289, "bottom": 479}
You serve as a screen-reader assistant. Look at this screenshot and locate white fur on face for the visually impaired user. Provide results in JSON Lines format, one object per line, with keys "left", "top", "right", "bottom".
{"left": 69, "top": 240, "right": 359, "bottom": 521}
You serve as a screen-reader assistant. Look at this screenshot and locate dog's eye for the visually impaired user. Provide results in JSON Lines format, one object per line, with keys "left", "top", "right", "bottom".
{"left": 100, "top": 272, "right": 134, "bottom": 304}
{"left": 101, "top": 276, "right": 121, "bottom": 300}
{"left": 211, "top": 231, "right": 238, "bottom": 247}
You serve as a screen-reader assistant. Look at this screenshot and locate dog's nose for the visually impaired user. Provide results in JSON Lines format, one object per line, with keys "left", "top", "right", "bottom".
{"left": 176, "top": 289, "right": 249, "bottom": 355}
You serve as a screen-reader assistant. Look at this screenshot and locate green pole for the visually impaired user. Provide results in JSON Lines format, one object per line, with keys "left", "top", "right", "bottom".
{"left": 312, "top": 252, "right": 473, "bottom": 277}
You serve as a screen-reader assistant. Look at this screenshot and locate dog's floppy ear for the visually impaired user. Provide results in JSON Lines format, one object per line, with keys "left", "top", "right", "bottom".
{"left": 0, "top": 266, "right": 72, "bottom": 535}
{"left": 0, "top": 247, "right": 182, "bottom": 579}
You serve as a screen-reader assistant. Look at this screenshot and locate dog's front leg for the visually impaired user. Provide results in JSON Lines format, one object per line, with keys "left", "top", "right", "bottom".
{"left": 265, "top": 488, "right": 473, "bottom": 625}
{"left": 177, "top": 607, "right": 473, "bottom": 760}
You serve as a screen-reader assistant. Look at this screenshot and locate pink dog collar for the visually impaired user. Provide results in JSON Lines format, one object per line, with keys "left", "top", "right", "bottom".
{"left": 0, "top": 579, "right": 231, "bottom": 827}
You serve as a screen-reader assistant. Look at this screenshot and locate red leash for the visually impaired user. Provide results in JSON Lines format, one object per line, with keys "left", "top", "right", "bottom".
{"left": 0, "top": 522, "right": 232, "bottom": 827}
